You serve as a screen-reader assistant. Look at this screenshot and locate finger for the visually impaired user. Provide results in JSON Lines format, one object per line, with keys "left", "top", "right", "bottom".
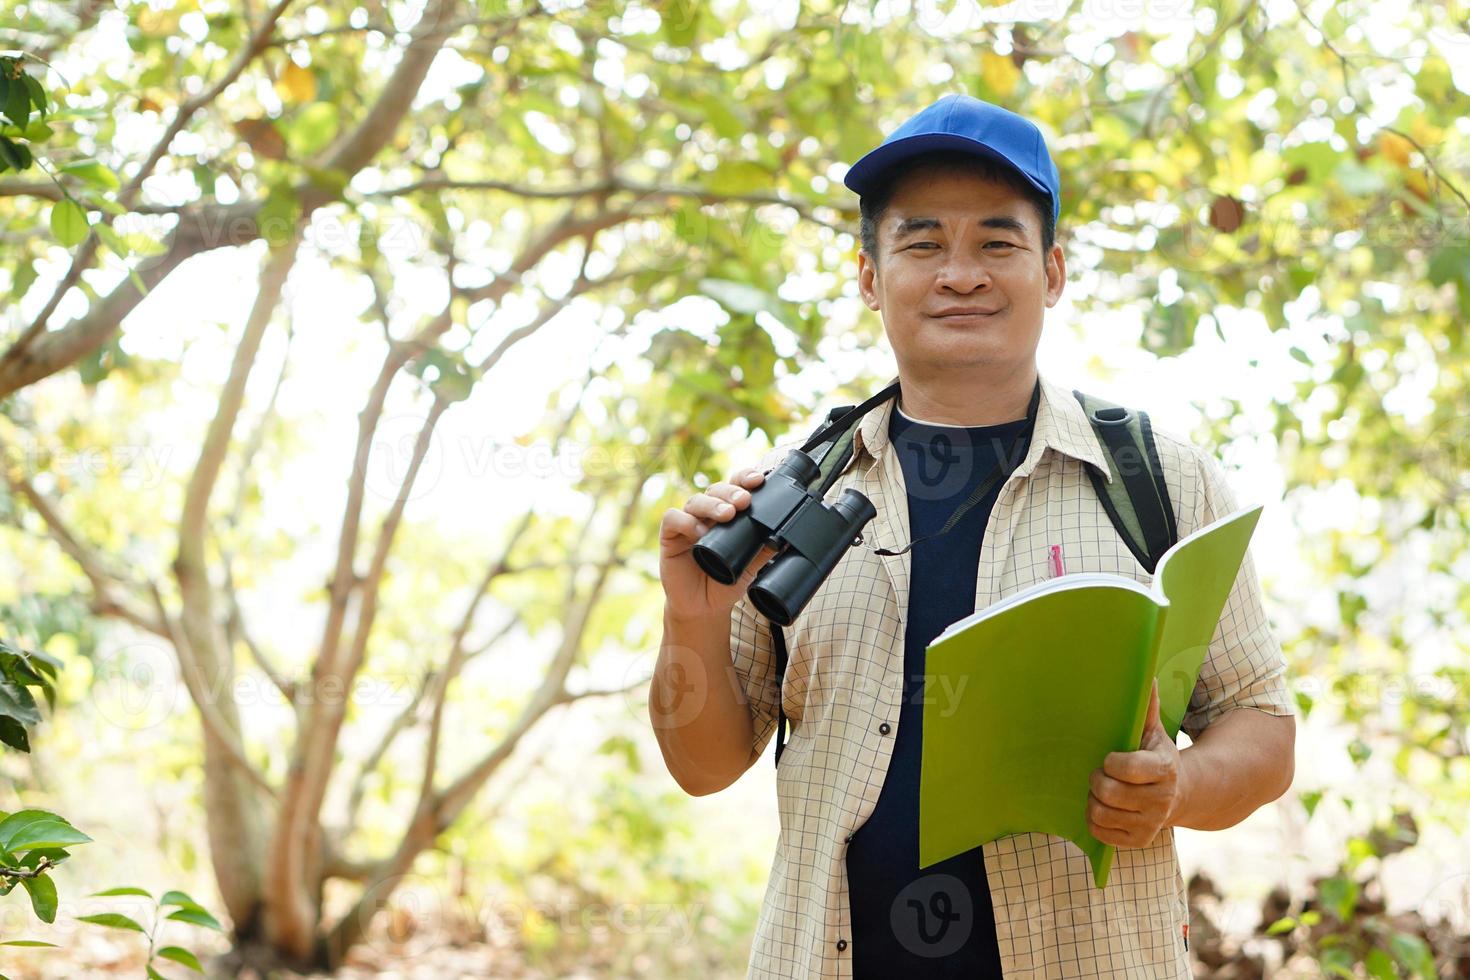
{"left": 732, "top": 467, "right": 768, "bottom": 488}
{"left": 684, "top": 492, "right": 740, "bottom": 523}
{"left": 1089, "top": 769, "right": 1143, "bottom": 811}
{"left": 1086, "top": 791, "right": 1137, "bottom": 830}
{"left": 705, "top": 481, "right": 755, "bottom": 509}
{"left": 1090, "top": 822, "right": 1144, "bottom": 849}
{"left": 1103, "top": 748, "right": 1171, "bottom": 785}
{"left": 662, "top": 508, "right": 711, "bottom": 541}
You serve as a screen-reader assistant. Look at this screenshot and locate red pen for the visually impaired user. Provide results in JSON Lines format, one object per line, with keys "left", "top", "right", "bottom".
{"left": 1048, "top": 544, "right": 1065, "bottom": 577}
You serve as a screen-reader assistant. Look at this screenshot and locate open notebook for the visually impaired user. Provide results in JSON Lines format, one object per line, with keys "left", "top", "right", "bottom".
{"left": 918, "top": 503, "right": 1264, "bottom": 888}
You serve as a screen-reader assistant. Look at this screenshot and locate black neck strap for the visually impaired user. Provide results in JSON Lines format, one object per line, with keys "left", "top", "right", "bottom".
{"left": 873, "top": 378, "right": 1041, "bottom": 556}
{"left": 797, "top": 377, "right": 1043, "bottom": 556}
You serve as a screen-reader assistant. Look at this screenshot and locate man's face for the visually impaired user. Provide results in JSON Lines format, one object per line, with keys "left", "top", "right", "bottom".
{"left": 857, "top": 164, "right": 1065, "bottom": 379}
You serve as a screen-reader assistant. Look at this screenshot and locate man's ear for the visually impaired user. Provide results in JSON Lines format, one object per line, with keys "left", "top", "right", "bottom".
{"left": 1043, "top": 242, "right": 1066, "bottom": 308}
{"left": 857, "top": 249, "right": 880, "bottom": 311}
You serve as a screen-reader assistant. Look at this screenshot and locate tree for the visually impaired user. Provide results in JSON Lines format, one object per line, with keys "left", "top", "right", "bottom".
{"left": 0, "top": 0, "right": 1466, "bottom": 972}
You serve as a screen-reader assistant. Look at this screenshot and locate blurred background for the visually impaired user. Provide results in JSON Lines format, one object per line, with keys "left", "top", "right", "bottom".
{"left": 0, "top": 0, "right": 1466, "bottom": 976}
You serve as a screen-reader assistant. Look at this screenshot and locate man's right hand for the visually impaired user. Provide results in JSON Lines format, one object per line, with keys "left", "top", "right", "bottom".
{"left": 660, "top": 466, "right": 780, "bottom": 622}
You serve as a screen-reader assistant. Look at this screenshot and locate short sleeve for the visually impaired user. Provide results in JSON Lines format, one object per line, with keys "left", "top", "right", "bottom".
{"left": 1178, "top": 445, "right": 1296, "bottom": 741}
{"left": 730, "top": 591, "right": 780, "bottom": 760}
{"left": 725, "top": 440, "right": 800, "bottom": 760}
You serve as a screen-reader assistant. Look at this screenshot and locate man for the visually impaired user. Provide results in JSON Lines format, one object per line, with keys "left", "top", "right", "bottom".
{"left": 652, "top": 94, "right": 1295, "bottom": 978}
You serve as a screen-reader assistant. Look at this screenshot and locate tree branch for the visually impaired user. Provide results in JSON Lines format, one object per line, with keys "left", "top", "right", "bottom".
{"left": 434, "top": 458, "right": 654, "bottom": 826}
{"left": 0, "top": 0, "right": 297, "bottom": 383}
{"left": 0, "top": 433, "right": 167, "bottom": 638}
{"left": 148, "top": 584, "right": 277, "bottom": 801}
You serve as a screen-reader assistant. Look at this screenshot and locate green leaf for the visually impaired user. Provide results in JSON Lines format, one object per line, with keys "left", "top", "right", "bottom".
{"left": 2, "top": 75, "right": 28, "bottom": 128}
{"left": 159, "top": 889, "right": 202, "bottom": 909}
{"left": 705, "top": 160, "right": 771, "bottom": 195}
{"left": 0, "top": 939, "right": 60, "bottom": 946}
{"left": 256, "top": 184, "right": 298, "bottom": 246}
{"left": 1388, "top": 931, "right": 1438, "bottom": 978}
{"left": 48, "top": 198, "right": 89, "bottom": 248}
{"left": 0, "top": 810, "right": 92, "bottom": 852}
{"left": 156, "top": 946, "right": 203, "bottom": 971}
{"left": 147, "top": 966, "right": 168, "bottom": 980}
{"left": 0, "top": 678, "right": 42, "bottom": 722}
{"left": 21, "top": 75, "right": 44, "bottom": 117}
{"left": 1365, "top": 947, "right": 1397, "bottom": 980}
{"left": 1301, "top": 789, "right": 1323, "bottom": 819}
{"left": 286, "top": 101, "right": 338, "bottom": 156}
{"left": 0, "top": 810, "right": 62, "bottom": 849}
{"left": 1320, "top": 945, "right": 1356, "bottom": 977}
{"left": 1319, "top": 875, "right": 1358, "bottom": 922}
{"left": 78, "top": 912, "right": 147, "bottom": 933}
{"left": 0, "top": 135, "right": 24, "bottom": 172}
{"left": 92, "top": 886, "right": 153, "bottom": 898}
{"left": 166, "top": 906, "right": 223, "bottom": 931}
{"left": 60, "top": 159, "right": 120, "bottom": 191}
{"left": 699, "top": 278, "right": 779, "bottom": 317}
{"left": 0, "top": 716, "right": 30, "bottom": 752}
{"left": 21, "top": 872, "right": 57, "bottom": 923}
{"left": 1265, "top": 915, "right": 1297, "bottom": 935}
{"left": 95, "top": 223, "right": 130, "bottom": 258}
{"left": 21, "top": 848, "right": 70, "bottom": 870}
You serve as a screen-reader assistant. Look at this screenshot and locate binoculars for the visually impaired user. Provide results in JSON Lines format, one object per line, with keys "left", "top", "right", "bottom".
{"left": 691, "top": 449, "right": 877, "bottom": 626}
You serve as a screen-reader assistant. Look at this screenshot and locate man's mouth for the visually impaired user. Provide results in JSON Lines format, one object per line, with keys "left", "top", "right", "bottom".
{"left": 930, "top": 309, "right": 1003, "bottom": 321}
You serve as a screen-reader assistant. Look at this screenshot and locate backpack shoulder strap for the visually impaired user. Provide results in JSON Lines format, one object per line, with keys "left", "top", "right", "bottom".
{"left": 1072, "top": 390, "right": 1179, "bottom": 574}
{"left": 810, "top": 404, "right": 859, "bottom": 492}
{"left": 771, "top": 623, "right": 790, "bottom": 767}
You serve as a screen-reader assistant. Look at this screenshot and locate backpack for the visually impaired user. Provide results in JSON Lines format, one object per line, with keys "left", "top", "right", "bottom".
{"left": 767, "top": 389, "right": 1179, "bottom": 768}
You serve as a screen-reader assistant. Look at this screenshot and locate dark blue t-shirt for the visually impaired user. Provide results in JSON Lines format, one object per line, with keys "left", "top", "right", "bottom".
{"left": 845, "top": 400, "right": 1033, "bottom": 977}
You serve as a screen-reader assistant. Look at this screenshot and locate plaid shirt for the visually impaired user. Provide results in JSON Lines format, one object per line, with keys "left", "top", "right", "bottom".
{"left": 729, "top": 372, "right": 1294, "bottom": 978}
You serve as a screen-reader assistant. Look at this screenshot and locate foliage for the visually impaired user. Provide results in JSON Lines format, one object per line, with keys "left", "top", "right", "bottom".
{"left": 0, "top": 639, "right": 59, "bottom": 753}
{"left": 0, "top": 0, "right": 1465, "bottom": 973}
{"left": 79, "top": 887, "right": 223, "bottom": 979}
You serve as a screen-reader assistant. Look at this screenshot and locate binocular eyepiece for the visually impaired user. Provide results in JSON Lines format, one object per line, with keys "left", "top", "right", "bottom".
{"left": 691, "top": 450, "right": 877, "bottom": 626}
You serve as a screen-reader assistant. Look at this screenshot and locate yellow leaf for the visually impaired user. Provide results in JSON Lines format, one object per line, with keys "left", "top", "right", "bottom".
{"left": 981, "top": 52, "right": 1020, "bottom": 99}
{"left": 1377, "top": 131, "right": 1413, "bottom": 168}
{"left": 278, "top": 62, "right": 317, "bottom": 104}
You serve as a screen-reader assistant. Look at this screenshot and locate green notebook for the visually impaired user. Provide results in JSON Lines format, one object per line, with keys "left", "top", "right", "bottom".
{"left": 918, "top": 503, "right": 1264, "bottom": 888}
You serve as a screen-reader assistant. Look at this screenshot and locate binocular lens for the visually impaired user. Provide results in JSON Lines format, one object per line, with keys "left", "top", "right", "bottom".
{"left": 692, "top": 517, "right": 765, "bottom": 586}
{"left": 748, "top": 488, "right": 877, "bottom": 627}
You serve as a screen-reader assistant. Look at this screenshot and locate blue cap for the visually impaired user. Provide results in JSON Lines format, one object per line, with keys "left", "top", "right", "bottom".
{"left": 843, "top": 94, "right": 1061, "bottom": 222}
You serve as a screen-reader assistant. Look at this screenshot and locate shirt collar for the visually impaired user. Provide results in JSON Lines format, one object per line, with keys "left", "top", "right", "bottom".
{"left": 850, "top": 371, "right": 1113, "bottom": 482}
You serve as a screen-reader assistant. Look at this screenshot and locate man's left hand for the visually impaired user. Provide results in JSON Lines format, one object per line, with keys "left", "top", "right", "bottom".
{"left": 1086, "top": 679, "right": 1188, "bottom": 849}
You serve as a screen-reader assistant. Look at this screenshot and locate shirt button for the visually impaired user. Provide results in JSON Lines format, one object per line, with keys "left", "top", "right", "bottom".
{"left": 878, "top": 722, "right": 892, "bottom": 735}
{"left": 836, "top": 938, "right": 848, "bottom": 952}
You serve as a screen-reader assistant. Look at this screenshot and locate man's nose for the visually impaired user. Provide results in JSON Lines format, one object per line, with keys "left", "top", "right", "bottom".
{"left": 935, "top": 252, "right": 993, "bottom": 292}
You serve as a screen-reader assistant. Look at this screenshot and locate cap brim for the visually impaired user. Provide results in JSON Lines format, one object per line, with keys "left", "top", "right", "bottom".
{"left": 843, "top": 133, "right": 1052, "bottom": 210}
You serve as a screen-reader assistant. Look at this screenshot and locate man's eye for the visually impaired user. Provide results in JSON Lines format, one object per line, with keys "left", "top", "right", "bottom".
{"left": 909, "top": 242, "right": 938, "bottom": 249}
{"left": 986, "top": 241, "right": 1017, "bottom": 249}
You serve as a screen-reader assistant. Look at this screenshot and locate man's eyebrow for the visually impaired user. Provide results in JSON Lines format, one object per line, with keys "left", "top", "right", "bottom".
{"left": 891, "top": 215, "right": 1030, "bottom": 238}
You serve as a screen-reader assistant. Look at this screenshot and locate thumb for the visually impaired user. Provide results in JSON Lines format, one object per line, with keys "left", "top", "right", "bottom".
{"left": 1141, "top": 677, "right": 1163, "bottom": 740}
